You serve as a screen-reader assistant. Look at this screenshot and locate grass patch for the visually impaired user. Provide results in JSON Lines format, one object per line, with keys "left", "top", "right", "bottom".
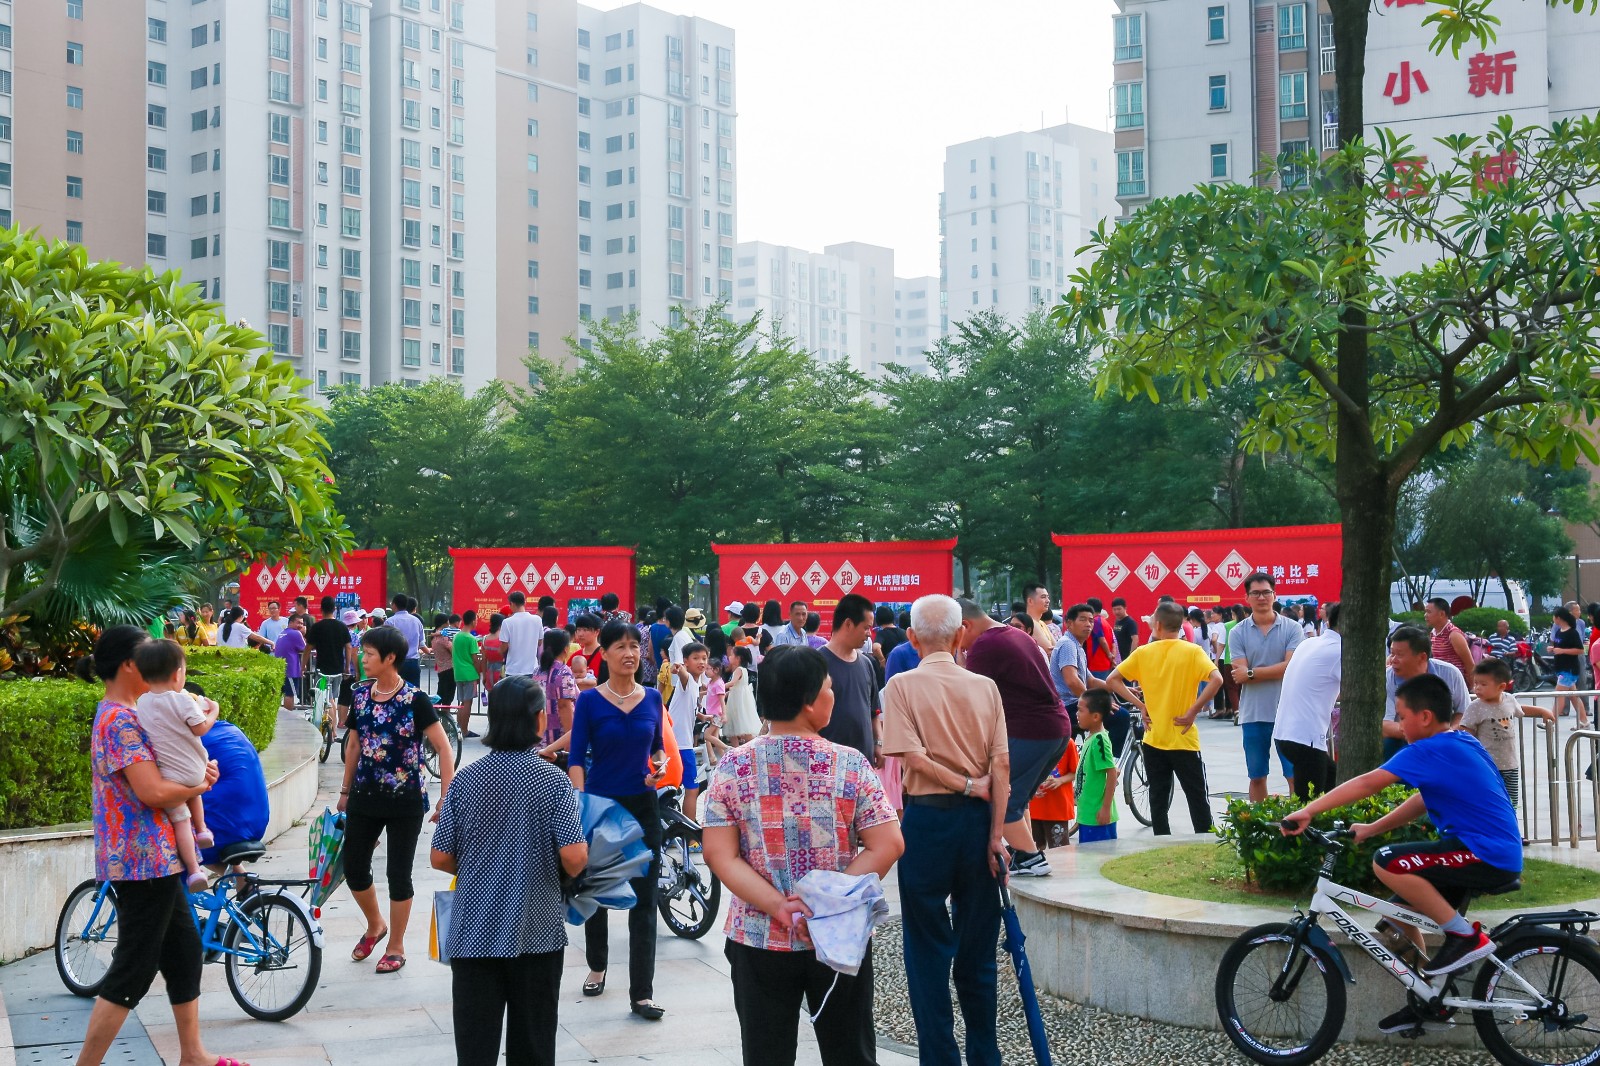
{"left": 1102, "top": 843, "right": 1600, "bottom": 908}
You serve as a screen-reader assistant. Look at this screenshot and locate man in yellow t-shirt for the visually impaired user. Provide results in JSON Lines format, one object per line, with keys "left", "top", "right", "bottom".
{"left": 1107, "top": 601, "right": 1222, "bottom": 835}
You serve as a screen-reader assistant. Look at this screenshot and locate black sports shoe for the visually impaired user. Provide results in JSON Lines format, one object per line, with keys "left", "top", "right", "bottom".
{"left": 1009, "top": 850, "right": 1052, "bottom": 877}
{"left": 1377, "top": 1005, "right": 1425, "bottom": 1034}
{"left": 1422, "top": 928, "right": 1495, "bottom": 976}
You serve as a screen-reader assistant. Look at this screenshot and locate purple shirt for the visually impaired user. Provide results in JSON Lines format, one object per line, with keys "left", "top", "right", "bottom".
{"left": 806, "top": 634, "right": 828, "bottom": 649}
{"left": 964, "top": 624, "right": 1071, "bottom": 741}
{"left": 274, "top": 627, "right": 307, "bottom": 678}
{"left": 91, "top": 700, "right": 181, "bottom": 882}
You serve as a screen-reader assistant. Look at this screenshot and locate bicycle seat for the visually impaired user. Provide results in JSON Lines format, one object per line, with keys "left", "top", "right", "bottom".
{"left": 1481, "top": 877, "right": 1522, "bottom": 896}
{"left": 214, "top": 839, "right": 267, "bottom": 865}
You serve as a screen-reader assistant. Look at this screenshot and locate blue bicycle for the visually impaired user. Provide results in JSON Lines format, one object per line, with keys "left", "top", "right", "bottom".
{"left": 54, "top": 841, "right": 324, "bottom": 1021}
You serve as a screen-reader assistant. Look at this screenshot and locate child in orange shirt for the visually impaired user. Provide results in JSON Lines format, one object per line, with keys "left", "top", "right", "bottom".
{"left": 1029, "top": 733, "right": 1081, "bottom": 851}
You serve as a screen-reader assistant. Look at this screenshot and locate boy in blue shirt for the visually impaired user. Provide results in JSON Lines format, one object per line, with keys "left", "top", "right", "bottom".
{"left": 1282, "top": 672, "right": 1521, "bottom": 1035}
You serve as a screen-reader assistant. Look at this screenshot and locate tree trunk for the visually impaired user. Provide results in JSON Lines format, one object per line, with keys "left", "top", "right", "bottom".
{"left": 1336, "top": 471, "right": 1397, "bottom": 780}
{"left": 1499, "top": 574, "right": 1515, "bottom": 615}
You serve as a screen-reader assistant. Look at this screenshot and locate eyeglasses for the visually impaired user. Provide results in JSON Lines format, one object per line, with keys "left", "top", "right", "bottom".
{"left": 1247, "top": 589, "right": 1274, "bottom": 597}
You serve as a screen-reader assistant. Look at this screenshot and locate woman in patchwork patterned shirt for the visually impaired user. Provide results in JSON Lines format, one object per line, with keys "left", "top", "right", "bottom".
{"left": 702, "top": 645, "right": 904, "bottom": 1066}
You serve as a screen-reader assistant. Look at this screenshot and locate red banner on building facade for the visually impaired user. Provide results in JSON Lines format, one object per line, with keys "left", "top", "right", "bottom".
{"left": 711, "top": 540, "right": 957, "bottom": 634}
{"left": 447, "top": 547, "right": 637, "bottom": 625}
{"left": 1053, "top": 525, "right": 1342, "bottom": 609}
{"left": 237, "top": 549, "right": 389, "bottom": 618}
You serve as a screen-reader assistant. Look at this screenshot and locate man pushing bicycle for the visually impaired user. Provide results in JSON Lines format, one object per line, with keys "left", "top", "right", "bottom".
{"left": 1281, "top": 673, "right": 1523, "bottom": 1036}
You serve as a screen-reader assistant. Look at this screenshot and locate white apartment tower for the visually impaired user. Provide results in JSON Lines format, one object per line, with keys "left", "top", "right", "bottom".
{"left": 893, "top": 275, "right": 937, "bottom": 375}
{"left": 1109, "top": 0, "right": 1600, "bottom": 215}
{"left": 732, "top": 241, "right": 859, "bottom": 367}
{"left": 938, "top": 122, "right": 1115, "bottom": 335}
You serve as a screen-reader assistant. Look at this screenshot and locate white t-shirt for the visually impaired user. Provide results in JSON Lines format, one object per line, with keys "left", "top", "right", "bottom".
{"left": 217, "top": 622, "right": 255, "bottom": 648}
{"left": 668, "top": 627, "right": 694, "bottom": 665}
{"left": 1272, "top": 630, "right": 1343, "bottom": 750}
{"left": 667, "top": 669, "right": 704, "bottom": 747}
{"left": 500, "top": 610, "right": 545, "bottom": 675}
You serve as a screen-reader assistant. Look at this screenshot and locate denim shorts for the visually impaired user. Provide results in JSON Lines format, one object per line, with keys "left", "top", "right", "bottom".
{"left": 1006, "top": 735, "right": 1070, "bottom": 823}
{"left": 1241, "top": 721, "right": 1294, "bottom": 781}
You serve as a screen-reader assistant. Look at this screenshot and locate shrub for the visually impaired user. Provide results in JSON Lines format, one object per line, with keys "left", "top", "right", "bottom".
{"left": 1531, "top": 613, "right": 1554, "bottom": 632}
{"left": 1391, "top": 610, "right": 1426, "bottom": 628}
{"left": 1452, "top": 606, "right": 1527, "bottom": 638}
{"left": 0, "top": 646, "right": 283, "bottom": 829}
{"left": 1215, "top": 786, "right": 1437, "bottom": 894}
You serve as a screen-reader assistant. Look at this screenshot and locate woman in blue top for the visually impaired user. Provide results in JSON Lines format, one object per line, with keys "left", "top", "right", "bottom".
{"left": 568, "top": 619, "right": 669, "bottom": 1020}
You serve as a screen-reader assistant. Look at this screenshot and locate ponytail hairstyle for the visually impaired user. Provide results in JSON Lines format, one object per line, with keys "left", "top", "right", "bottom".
{"left": 539, "top": 628, "right": 571, "bottom": 673}
{"left": 220, "top": 606, "right": 244, "bottom": 645}
{"left": 76, "top": 625, "right": 150, "bottom": 683}
{"left": 182, "top": 609, "right": 199, "bottom": 643}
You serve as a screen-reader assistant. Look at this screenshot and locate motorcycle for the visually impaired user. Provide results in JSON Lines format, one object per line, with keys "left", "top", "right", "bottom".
{"left": 655, "top": 785, "right": 721, "bottom": 939}
{"left": 1510, "top": 639, "right": 1557, "bottom": 692}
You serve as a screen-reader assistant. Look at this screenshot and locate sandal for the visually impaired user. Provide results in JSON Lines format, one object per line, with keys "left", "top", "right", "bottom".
{"left": 351, "top": 928, "right": 388, "bottom": 962}
{"left": 375, "top": 953, "right": 406, "bottom": 974}
{"left": 212, "top": 1058, "right": 251, "bottom": 1066}
{"left": 582, "top": 973, "right": 606, "bottom": 997}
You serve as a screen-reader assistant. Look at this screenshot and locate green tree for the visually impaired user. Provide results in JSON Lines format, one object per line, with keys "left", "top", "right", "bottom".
{"left": 1057, "top": 107, "right": 1600, "bottom": 775}
{"left": 323, "top": 379, "right": 527, "bottom": 609}
{"left": 0, "top": 229, "right": 346, "bottom": 628}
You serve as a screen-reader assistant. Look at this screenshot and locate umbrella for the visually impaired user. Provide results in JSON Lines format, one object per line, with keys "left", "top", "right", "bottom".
{"left": 307, "top": 808, "right": 347, "bottom": 908}
{"left": 564, "top": 793, "right": 654, "bottom": 925}
{"left": 999, "top": 875, "right": 1053, "bottom": 1065}
{"left": 793, "top": 870, "right": 889, "bottom": 977}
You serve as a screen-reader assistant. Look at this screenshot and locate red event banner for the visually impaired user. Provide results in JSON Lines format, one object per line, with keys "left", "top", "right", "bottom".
{"left": 712, "top": 540, "right": 957, "bottom": 633}
{"left": 447, "top": 547, "right": 636, "bottom": 625}
{"left": 237, "top": 549, "right": 389, "bottom": 618}
{"left": 1053, "top": 524, "right": 1342, "bottom": 608}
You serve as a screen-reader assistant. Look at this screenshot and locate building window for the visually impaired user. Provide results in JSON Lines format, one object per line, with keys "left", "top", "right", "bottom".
{"left": 269, "top": 71, "right": 289, "bottom": 101}
{"left": 147, "top": 190, "right": 166, "bottom": 214}
{"left": 1279, "top": 71, "right": 1307, "bottom": 119}
{"left": 401, "top": 178, "right": 420, "bottom": 206}
{"left": 147, "top": 104, "right": 167, "bottom": 129}
{"left": 66, "top": 129, "right": 84, "bottom": 153}
{"left": 267, "top": 281, "right": 289, "bottom": 311}
{"left": 402, "top": 100, "right": 421, "bottom": 128}
{"left": 1113, "top": 82, "right": 1144, "bottom": 129}
{"left": 342, "top": 166, "right": 361, "bottom": 195}
{"left": 341, "top": 331, "right": 361, "bottom": 362}
{"left": 1210, "top": 142, "right": 1229, "bottom": 179}
{"left": 401, "top": 139, "right": 420, "bottom": 167}
{"left": 342, "top": 289, "right": 361, "bottom": 320}
{"left": 269, "top": 28, "right": 290, "bottom": 59}
{"left": 268, "top": 198, "right": 291, "bottom": 227}
{"left": 190, "top": 195, "right": 207, "bottom": 217}
{"left": 148, "top": 17, "right": 166, "bottom": 41}
{"left": 270, "top": 113, "right": 291, "bottom": 144}
{"left": 402, "top": 219, "right": 421, "bottom": 248}
{"left": 341, "top": 84, "right": 361, "bottom": 115}
{"left": 269, "top": 240, "right": 290, "bottom": 270}
{"left": 147, "top": 148, "right": 167, "bottom": 172}
{"left": 270, "top": 155, "right": 290, "bottom": 185}
{"left": 341, "top": 208, "right": 360, "bottom": 237}
{"left": 1278, "top": 3, "right": 1307, "bottom": 50}
{"left": 147, "top": 233, "right": 167, "bottom": 258}
{"left": 66, "top": 41, "right": 84, "bottom": 65}
{"left": 148, "top": 62, "right": 167, "bottom": 86}
{"left": 1280, "top": 140, "right": 1309, "bottom": 188}
{"left": 342, "top": 42, "right": 360, "bottom": 72}
{"left": 1209, "top": 74, "right": 1228, "bottom": 111}
{"left": 401, "top": 339, "right": 421, "bottom": 368}
{"left": 1116, "top": 149, "right": 1146, "bottom": 197}
{"left": 192, "top": 25, "right": 207, "bottom": 47}
{"left": 343, "top": 125, "right": 363, "bottom": 156}
{"left": 65, "top": 220, "right": 83, "bottom": 243}
{"left": 1207, "top": 5, "right": 1227, "bottom": 42}
{"left": 342, "top": 248, "right": 361, "bottom": 278}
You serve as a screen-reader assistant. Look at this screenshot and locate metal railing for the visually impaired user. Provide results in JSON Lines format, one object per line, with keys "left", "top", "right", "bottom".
{"left": 1321, "top": 124, "right": 1339, "bottom": 151}
{"left": 1564, "top": 727, "right": 1600, "bottom": 849}
{"left": 1319, "top": 46, "right": 1336, "bottom": 74}
{"left": 1505, "top": 689, "right": 1599, "bottom": 848}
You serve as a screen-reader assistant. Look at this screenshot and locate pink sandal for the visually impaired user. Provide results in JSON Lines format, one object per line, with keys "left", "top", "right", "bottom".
{"left": 350, "top": 928, "right": 388, "bottom": 962}
{"left": 375, "top": 953, "right": 406, "bottom": 974}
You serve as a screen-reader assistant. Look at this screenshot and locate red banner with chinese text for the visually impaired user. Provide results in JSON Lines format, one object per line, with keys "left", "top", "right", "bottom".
{"left": 447, "top": 547, "right": 637, "bottom": 626}
{"left": 237, "top": 549, "right": 389, "bottom": 618}
{"left": 711, "top": 540, "right": 957, "bottom": 635}
{"left": 1052, "top": 525, "right": 1342, "bottom": 609}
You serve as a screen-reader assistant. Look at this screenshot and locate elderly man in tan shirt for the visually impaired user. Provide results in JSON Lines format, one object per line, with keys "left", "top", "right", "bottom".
{"left": 881, "top": 593, "right": 1010, "bottom": 1066}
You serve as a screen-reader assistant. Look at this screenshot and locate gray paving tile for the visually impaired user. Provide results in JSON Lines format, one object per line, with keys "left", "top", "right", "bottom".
{"left": 13, "top": 1039, "right": 160, "bottom": 1066}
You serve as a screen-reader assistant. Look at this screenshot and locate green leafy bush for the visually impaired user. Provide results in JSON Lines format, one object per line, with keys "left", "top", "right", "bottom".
{"left": 1452, "top": 607, "right": 1527, "bottom": 638}
{"left": 1531, "top": 613, "right": 1554, "bottom": 632}
{"left": 0, "top": 646, "right": 282, "bottom": 829}
{"left": 1215, "top": 786, "right": 1438, "bottom": 894}
{"left": 1391, "top": 610, "right": 1426, "bottom": 628}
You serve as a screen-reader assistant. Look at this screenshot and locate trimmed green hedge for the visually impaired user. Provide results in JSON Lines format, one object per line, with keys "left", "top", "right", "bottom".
{"left": 0, "top": 647, "right": 284, "bottom": 830}
{"left": 1391, "top": 610, "right": 1426, "bottom": 628}
{"left": 1452, "top": 606, "right": 1528, "bottom": 638}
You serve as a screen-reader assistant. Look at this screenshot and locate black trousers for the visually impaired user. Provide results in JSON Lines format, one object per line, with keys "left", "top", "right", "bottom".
{"left": 451, "top": 951, "right": 563, "bottom": 1066}
{"left": 1142, "top": 743, "right": 1212, "bottom": 835}
{"left": 1276, "top": 739, "right": 1334, "bottom": 802}
{"left": 437, "top": 668, "right": 456, "bottom": 707}
{"left": 583, "top": 790, "right": 661, "bottom": 1002}
{"left": 725, "top": 940, "right": 877, "bottom": 1066}
{"left": 342, "top": 808, "right": 425, "bottom": 901}
{"left": 97, "top": 874, "right": 203, "bottom": 1009}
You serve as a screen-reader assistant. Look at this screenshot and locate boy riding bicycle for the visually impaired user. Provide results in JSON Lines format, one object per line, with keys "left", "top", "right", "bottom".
{"left": 1281, "top": 673, "right": 1523, "bottom": 1035}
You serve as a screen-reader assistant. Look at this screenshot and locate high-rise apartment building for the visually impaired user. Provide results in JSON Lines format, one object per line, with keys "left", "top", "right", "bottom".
{"left": 938, "top": 123, "right": 1114, "bottom": 335}
{"left": 1109, "top": 0, "right": 1600, "bottom": 216}
{"left": 1, "top": 0, "right": 734, "bottom": 394}
{"left": 893, "top": 275, "right": 938, "bottom": 374}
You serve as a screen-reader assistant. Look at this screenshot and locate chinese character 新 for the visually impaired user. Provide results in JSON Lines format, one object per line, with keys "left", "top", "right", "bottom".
{"left": 1477, "top": 150, "right": 1519, "bottom": 190}
{"left": 1385, "top": 156, "right": 1428, "bottom": 200}
{"left": 1383, "top": 61, "right": 1429, "bottom": 106}
{"left": 1467, "top": 50, "right": 1516, "bottom": 97}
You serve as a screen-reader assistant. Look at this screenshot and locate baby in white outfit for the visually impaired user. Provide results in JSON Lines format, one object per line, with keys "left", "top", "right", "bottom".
{"left": 133, "top": 639, "right": 220, "bottom": 890}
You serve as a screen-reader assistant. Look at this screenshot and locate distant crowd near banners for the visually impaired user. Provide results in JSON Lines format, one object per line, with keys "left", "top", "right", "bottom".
{"left": 711, "top": 540, "right": 958, "bottom": 634}
{"left": 236, "top": 549, "right": 389, "bottom": 618}
{"left": 447, "top": 547, "right": 638, "bottom": 625}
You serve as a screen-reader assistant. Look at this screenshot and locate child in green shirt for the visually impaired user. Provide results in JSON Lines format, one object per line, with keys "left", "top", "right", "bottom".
{"left": 1075, "top": 689, "right": 1120, "bottom": 843}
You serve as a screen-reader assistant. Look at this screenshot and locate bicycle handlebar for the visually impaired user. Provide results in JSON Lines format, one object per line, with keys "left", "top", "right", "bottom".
{"left": 1275, "top": 820, "right": 1355, "bottom": 846}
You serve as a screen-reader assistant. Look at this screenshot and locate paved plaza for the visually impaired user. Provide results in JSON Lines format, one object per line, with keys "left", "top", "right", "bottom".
{"left": 0, "top": 716, "right": 1412, "bottom": 1066}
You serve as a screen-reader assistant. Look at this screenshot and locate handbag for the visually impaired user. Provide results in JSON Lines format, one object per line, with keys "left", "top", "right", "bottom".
{"left": 307, "top": 808, "right": 347, "bottom": 908}
{"left": 429, "top": 877, "right": 457, "bottom": 965}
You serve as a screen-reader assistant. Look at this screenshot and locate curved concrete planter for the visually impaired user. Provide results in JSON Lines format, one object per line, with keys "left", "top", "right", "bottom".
{"left": 0, "top": 709, "right": 321, "bottom": 964}
{"left": 1010, "top": 836, "right": 1600, "bottom": 1049}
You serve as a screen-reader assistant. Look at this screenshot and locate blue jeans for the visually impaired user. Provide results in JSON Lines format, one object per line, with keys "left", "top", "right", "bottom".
{"left": 899, "top": 800, "right": 1002, "bottom": 1066}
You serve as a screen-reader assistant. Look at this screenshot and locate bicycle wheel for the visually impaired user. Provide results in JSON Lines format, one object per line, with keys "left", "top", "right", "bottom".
{"left": 1474, "top": 932, "right": 1600, "bottom": 1066}
{"left": 423, "top": 713, "right": 462, "bottom": 778}
{"left": 1215, "top": 922, "right": 1345, "bottom": 1066}
{"left": 1122, "top": 744, "right": 1152, "bottom": 827}
{"left": 656, "top": 829, "right": 721, "bottom": 939}
{"left": 55, "top": 879, "right": 118, "bottom": 997}
{"left": 224, "top": 892, "right": 322, "bottom": 1021}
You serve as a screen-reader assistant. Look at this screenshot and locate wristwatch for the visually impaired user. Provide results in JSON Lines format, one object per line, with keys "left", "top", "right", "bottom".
{"left": 1246, "top": 667, "right": 1256, "bottom": 681}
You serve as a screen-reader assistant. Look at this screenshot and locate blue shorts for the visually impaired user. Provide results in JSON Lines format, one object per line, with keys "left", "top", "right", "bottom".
{"left": 1078, "top": 822, "right": 1118, "bottom": 844}
{"left": 680, "top": 745, "right": 698, "bottom": 790}
{"left": 1242, "top": 722, "right": 1294, "bottom": 781}
{"left": 1559, "top": 672, "right": 1580, "bottom": 687}
{"left": 1006, "top": 735, "right": 1071, "bottom": 824}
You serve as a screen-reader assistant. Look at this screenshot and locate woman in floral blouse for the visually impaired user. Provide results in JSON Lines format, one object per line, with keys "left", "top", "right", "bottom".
{"left": 702, "top": 645, "right": 904, "bottom": 1066}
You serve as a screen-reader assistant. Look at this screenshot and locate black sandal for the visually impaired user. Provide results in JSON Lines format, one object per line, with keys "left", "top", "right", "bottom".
{"left": 582, "top": 973, "right": 606, "bottom": 997}
{"left": 630, "top": 1000, "right": 665, "bottom": 1021}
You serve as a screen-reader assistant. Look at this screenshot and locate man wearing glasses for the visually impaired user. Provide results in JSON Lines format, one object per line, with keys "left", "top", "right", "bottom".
{"left": 1229, "top": 572, "right": 1305, "bottom": 801}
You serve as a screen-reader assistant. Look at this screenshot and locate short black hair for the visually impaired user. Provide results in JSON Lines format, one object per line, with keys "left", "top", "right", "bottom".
{"left": 541, "top": 606, "right": 559, "bottom": 629}
{"left": 741, "top": 602, "right": 761, "bottom": 623}
{"left": 804, "top": 612, "right": 821, "bottom": 634}
{"left": 508, "top": 591, "right": 527, "bottom": 607}
{"left": 792, "top": 600, "right": 811, "bottom": 612}
{"left": 1112, "top": 597, "right": 1127, "bottom": 608}
{"left": 1086, "top": 597, "right": 1103, "bottom": 613}
{"left": 134, "top": 638, "right": 186, "bottom": 683}
{"left": 268, "top": 599, "right": 281, "bottom": 609}
{"left": 538, "top": 595, "right": 556, "bottom": 610}
{"left": 321, "top": 596, "right": 337, "bottom": 616}
{"left": 897, "top": 610, "right": 911, "bottom": 628}
{"left": 1555, "top": 606, "right": 1577, "bottom": 626}
{"left": 406, "top": 596, "right": 419, "bottom": 613}
{"left": 1475, "top": 656, "right": 1514, "bottom": 684}
{"left": 574, "top": 612, "right": 602, "bottom": 631}
{"left": 599, "top": 592, "right": 620, "bottom": 611}
{"left": 873, "top": 605, "right": 895, "bottom": 626}
{"left": 666, "top": 606, "right": 685, "bottom": 628}
{"left": 462, "top": 610, "right": 477, "bottom": 626}
{"left": 1324, "top": 601, "right": 1340, "bottom": 629}
{"left": 599, "top": 618, "right": 639, "bottom": 650}
{"left": 448, "top": 613, "right": 461, "bottom": 625}
{"left": 682, "top": 641, "right": 707, "bottom": 658}
{"left": 1065, "top": 603, "right": 1093, "bottom": 622}
{"left": 1388, "top": 625, "right": 1431, "bottom": 656}
{"left": 1395, "top": 673, "right": 1453, "bottom": 723}
{"left": 433, "top": 613, "right": 449, "bottom": 628}
{"left": 483, "top": 675, "right": 546, "bottom": 752}
{"left": 1427, "top": 597, "right": 1451, "bottom": 613}
{"left": 833, "top": 593, "right": 874, "bottom": 630}
{"left": 756, "top": 645, "right": 829, "bottom": 722}
{"left": 1244, "top": 571, "right": 1275, "bottom": 591}
{"left": 77, "top": 625, "right": 150, "bottom": 682}
{"left": 393, "top": 594, "right": 408, "bottom": 610}
{"left": 361, "top": 625, "right": 408, "bottom": 666}
{"left": 1023, "top": 582, "right": 1047, "bottom": 600}
{"left": 1080, "top": 689, "right": 1114, "bottom": 717}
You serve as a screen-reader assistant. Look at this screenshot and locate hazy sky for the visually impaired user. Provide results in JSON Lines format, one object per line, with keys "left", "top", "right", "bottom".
{"left": 591, "top": 0, "right": 1117, "bottom": 277}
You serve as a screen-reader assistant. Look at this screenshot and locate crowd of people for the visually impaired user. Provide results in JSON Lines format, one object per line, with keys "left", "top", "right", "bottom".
{"left": 90, "top": 572, "right": 1566, "bottom": 1065}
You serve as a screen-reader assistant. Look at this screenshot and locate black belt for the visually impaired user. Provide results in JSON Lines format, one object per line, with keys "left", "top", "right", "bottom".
{"left": 905, "top": 793, "right": 985, "bottom": 809}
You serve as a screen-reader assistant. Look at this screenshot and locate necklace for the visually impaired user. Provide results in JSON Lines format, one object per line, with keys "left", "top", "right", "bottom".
{"left": 372, "top": 678, "right": 403, "bottom": 702}
{"left": 602, "top": 681, "right": 640, "bottom": 703}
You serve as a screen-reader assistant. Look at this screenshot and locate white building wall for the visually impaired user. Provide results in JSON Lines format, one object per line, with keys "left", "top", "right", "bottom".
{"left": 732, "top": 240, "right": 857, "bottom": 367}
{"left": 894, "top": 275, "right": 937, "bottom": 374}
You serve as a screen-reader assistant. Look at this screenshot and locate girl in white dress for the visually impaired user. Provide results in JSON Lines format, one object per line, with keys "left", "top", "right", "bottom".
{"left": 720, "top": 645, "right": 761, "bottom": 745}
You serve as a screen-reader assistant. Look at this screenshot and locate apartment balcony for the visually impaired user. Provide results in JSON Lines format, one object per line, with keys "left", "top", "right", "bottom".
{"left": 1322, "top": 124, "right": 1339, "bottom": 150}
{"left": 1320, "top": 46, "right": 1336, "bottom": 75}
